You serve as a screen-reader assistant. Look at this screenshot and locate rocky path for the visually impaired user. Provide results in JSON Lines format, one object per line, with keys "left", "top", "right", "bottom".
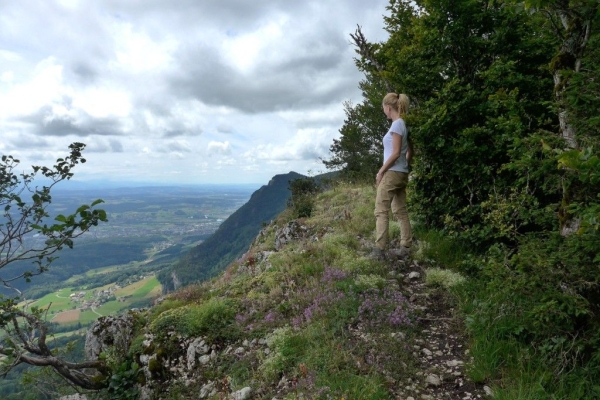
{"left": 388, "top": 255, "right": 492, "bottom": 400}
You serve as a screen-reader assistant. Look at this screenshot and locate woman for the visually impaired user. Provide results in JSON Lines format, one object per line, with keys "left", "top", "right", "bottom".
{"left": 373, "top": 92, "right": 413, "bottom": 259}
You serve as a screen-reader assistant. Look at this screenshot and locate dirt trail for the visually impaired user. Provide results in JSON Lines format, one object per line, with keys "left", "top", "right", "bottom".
{"left": 388, "top": 254, "right": 491, "bottom": 400}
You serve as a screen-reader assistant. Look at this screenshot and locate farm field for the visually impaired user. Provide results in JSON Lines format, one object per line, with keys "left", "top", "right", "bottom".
{"left": 21, "top": 275, "right": 162, "bottom": 330}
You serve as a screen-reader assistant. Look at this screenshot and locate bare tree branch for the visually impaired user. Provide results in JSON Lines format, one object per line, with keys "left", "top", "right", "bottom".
{"left": 350, "top": 25, "right": 395, "bottom": 93}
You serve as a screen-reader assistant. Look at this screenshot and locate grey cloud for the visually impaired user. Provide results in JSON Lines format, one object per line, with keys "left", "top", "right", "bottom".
{"left": 4, "top": 0, "right": 383, "bottom": 118}
{"left": 0, "top": 1, "right": 112, "bottom": 69}
{"left": 110, "top": 139, "right": 124, "bottom": 152}
{"left": 162, "top": 130, "right": 185, "bottom": 138}
{"left": 17, "top": 106, "right": 126, "bottom": 137}
{"left": 298, "top": 141, "right": 330, "bottom": 161}
{"left": 69, "top": 62, "right": 100, "bottom": 84}
{"left": 86, "top": 139, "right": 124, "bottom": 153}
{"left": 168, "top": 142, "right": 191, "bottom": 152}
{"left": 39, "top": 116, "right": 124, "bottom": 137}
{"left": 169, "top": 35, "right": 358, "bottom": 114}
{"left": 8, "top": 135, "right": 51, "bottom": 150}
{"left": 1, "top": 0, "right": 390, "bottom": 177}
{"left": 156, "top": 141, "right": 191, "bottom": 153}
{"left": 162, "top": 127, "right": 203, "bottom": 138}
{"left": 217, "top": 124, "right": 233, "bottom": 134}
{"left": 103, "top": 0, "right": 301, "bottom": 32}
{"left": 27, "top": 151, "right": 55, "bottom": 162}
{"left": 142, "top": 101, "right": 175, "bottom": 118}
{"left": 159, "top": 119, "right": 204, "bottom": 138}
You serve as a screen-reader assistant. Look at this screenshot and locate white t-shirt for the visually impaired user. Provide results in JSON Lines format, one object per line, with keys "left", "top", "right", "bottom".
{"left": 382, "top": 118, "right": 409, "bottom": 173}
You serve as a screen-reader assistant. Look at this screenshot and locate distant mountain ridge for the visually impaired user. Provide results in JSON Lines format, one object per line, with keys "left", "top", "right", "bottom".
{"left": 160, "top": 171, "right": 306, "bottom": 290}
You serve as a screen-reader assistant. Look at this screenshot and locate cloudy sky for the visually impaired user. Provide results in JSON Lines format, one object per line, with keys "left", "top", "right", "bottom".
{"left": 0, "top": 0, "right": 390, "bottom": 186}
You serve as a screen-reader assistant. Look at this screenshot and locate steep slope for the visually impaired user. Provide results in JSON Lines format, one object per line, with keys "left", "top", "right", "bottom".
{"left": 162, "top": 171, "right": 306, "bottom": 289}
{"left": 92, "top": 183, "right": 487, "bottom": 399}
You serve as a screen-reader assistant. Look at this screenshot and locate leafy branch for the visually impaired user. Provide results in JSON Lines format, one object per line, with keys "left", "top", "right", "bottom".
{"left": 0, "top": 143, "right": 109, "bottom": 390}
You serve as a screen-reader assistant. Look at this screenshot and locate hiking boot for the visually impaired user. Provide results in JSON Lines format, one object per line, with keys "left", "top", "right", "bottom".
{"left": 369, "top": 247, "right": 386, "bottom": 261}
{"left": 388, "top": 246, "right": 410, "bottom": 259}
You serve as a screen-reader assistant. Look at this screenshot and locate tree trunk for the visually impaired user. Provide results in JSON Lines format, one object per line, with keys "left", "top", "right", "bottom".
{"left": 548, "top": 4, "right": 596, "bottom": 235}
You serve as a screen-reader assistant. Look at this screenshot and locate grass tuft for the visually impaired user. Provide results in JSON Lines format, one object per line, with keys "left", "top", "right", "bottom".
{"left": 425, "top": 267, "right": 466, "bottom": 289}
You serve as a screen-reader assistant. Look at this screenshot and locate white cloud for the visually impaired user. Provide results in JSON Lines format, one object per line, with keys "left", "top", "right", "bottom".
{"left": 0, "top": 49, "right": 22, "bottom": 62}
{"left": 111, "top": 22, "right": 178, "bottom": 74}
{"left": 0, "top": 58, "right": 64, "bottom": 119}
{"left": 0, "top": 0, "right": 390, "bottom": 185}
{"left": 207, "top": 141, "right": 231, "bottom": 155}
{"left": 221, "top": 14, "right": 288, "bottom": 74}
{"left": 72, "top": 87, "right": 131, "bottom": 119}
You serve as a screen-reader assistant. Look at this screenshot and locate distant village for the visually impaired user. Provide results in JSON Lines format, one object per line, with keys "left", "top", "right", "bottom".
{"left": 68, "top": 274, "right": 152, "bottom": 311}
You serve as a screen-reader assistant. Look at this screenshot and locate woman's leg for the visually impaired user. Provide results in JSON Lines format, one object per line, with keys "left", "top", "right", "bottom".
{"left": 391, "top": 172, "right": 412, "bottom": 248}
{"left": 374, "top": 172, "right": 399, "bottom": 250}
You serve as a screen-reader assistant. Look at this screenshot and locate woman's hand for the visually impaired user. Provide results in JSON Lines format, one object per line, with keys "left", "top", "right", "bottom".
{"left": 376, "top": 170, "right": 384, "bottom": 186}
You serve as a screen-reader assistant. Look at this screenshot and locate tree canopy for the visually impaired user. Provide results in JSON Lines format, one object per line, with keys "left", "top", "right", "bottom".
{"left": 325, "top": 0, "right": 600, "bottom": 395}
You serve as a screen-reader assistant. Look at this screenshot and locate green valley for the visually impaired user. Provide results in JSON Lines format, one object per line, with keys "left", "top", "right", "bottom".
{"left": 20, "top": 272, "right": 161, "bottom": 332}
{"left": 6, "top": 185, "right": 258, "bottom": 331}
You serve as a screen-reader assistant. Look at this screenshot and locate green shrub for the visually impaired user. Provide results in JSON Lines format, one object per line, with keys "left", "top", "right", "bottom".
{"left": 148, "top": 299, "right": 185, "bottom": 318}
{"left": 149, "top": 297, "right": 238, "bottom": 340}
{"left": 105, "top": 360, "right": 141, "bottom": 400}
{"left": 260, "top": 326, "right": 308, "bottom": 381}
{"left": 412, "top": 226, "right": 480, "bottom": 275}
{"left": 459, "top": 231, "right": 600, "bottom": 398}
{"left": 425, "top": 268, "right": 466, "bottom": 289}
{"left": 388, "top": 220, "right": 400, "bottom": 240}
{"left": 354, "top": 274, "right": 386, "bottom": 291}
{"left": 337, "top": 253, "right": 376, "bottom": 274}
{"left": 288, "top": 177, "right": 320, "bottom": 218}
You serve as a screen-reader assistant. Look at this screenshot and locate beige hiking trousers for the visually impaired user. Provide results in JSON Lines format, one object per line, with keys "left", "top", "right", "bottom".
{"left": 374, "top": 170, "right": 412, "bottom": 250}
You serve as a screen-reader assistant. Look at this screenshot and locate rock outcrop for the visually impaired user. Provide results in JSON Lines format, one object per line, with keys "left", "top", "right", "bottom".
{"left": 85, "top": 312, "right": 136, "bottom": 361}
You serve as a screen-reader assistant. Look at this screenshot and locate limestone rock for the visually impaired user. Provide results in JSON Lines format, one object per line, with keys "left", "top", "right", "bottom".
{"left": 408, "top": 271, "right": 421, "bottom": 280}
{"left": 59, "top": 395, "right": 87, "bottom": 400}
{"left": 230, "top": 387, "right": 252, "bottom": 400}
{"left": 85, "top": 313, "right": 136, "bottom": 361}
{"left": 199, "top": 354, "right": 211, "bottom": 365}
{"left": 274, "top": 220, "right": 309, "bottom": 250}
{"left": 200, "top": 381, "right": 216, "bottom": 398}
{"left": 187, "top": 338, "right": 210, "bottom": 369}
{"left": 425, "top": 373, "right": 442, "bottom": 387}
{"left": 446, "top": 359, "right": 463, "bottom": 367}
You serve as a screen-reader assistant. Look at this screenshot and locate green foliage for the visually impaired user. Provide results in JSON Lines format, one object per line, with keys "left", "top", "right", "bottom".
{"left": 460, "top": 231, "right": 600, "bottom": 398}
{"left": 287, "top": 177, "right": 321, "bottom": 218}
{"left": 354, "top": 274, "right": 387, "bottom": 291}
{"left": 259, "top": 324, "right": 393, "bottom": 400}
{"left": 425, "top": 268, "right": 466, "bottom": 289}
{"left": 259, "top": 326, "right": 299, "bottom": 381}
{"left": 149, "top": 297, "right": 238, "bottom": 341}
{"left": 557, "top": 147, "right": 600, "bottom": 232}
{"left": 328, "top": 0, "right": 559, "bottom": 249}
{"left": 0, "top": 143, "right": 107, "bottom": 285}
{"left": 106, "top": 360, "right": 141, "bottom": 400}
{"left": 0, "top": 143, "right": 109, "bottom": 391}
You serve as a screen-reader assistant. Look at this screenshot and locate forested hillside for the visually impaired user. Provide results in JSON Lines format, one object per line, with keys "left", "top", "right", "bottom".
{"left": 162, "top": 171, "right": 306, "bottom": 289}
{"left": 325, "top": 0, "right": 600, "bottom": 396}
